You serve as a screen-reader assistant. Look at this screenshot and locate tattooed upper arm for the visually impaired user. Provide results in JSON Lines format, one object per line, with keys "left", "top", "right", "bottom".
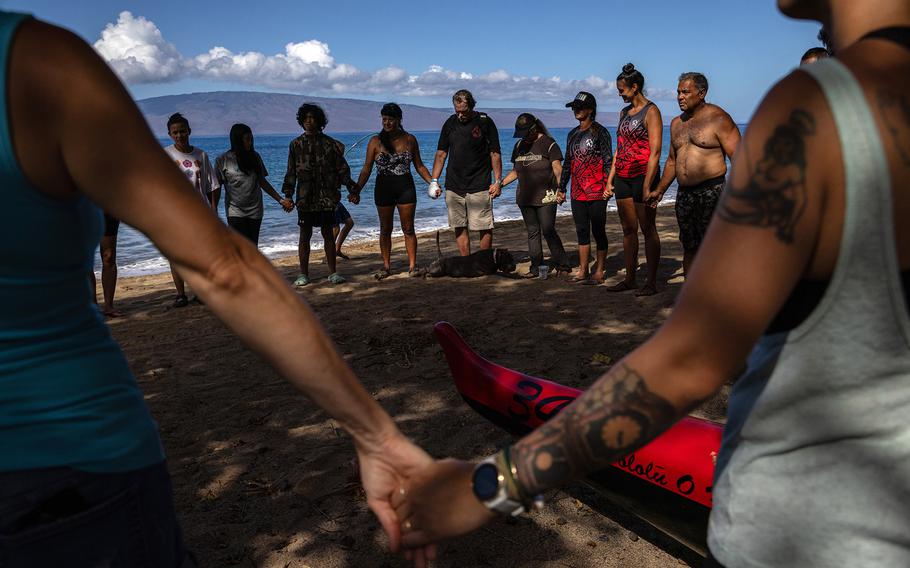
{"left": 716, "top": 109, "right": 815, "bottom": 244}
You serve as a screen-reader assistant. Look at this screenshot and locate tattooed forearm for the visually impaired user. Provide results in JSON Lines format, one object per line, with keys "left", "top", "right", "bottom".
{"left": 878, "top": 90, "right": 910, "bottom": 165}
{"left": 510, "top": 364, "right": 677, "bottom": 496}
{"left": 716, "top": 109, "right": 814, "bottom": 244}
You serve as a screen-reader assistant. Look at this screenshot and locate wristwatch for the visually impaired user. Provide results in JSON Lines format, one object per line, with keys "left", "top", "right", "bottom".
{"left": 472, "top": 449, "right": 543, "bottom": 516}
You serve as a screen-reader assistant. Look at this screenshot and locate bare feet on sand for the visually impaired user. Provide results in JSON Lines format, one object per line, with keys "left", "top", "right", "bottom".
{"left": 635, "top": 283, "right": 658, "bottom": 296}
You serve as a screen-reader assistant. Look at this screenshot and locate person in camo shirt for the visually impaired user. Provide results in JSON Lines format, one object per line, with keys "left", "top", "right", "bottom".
{"left": 282, "top": 103, "right": 361, "bottom": 286}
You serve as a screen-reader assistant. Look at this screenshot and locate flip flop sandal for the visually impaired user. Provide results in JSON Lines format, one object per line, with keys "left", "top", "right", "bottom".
{"left": 408, "top": 268, "right": 425, "bottom": 277}
{"left": 293, "top": 274, "right": 311, "bottom": 287}
{"left": 607, "top": 280, "right": 638, "bottom": 292}
{"left": 571, "top": 274, "right": 590, "bottom": 283}
{"left": 374, "top": 269, "right": 391, "bottom": 281}
{"left": 521, "top": 271, "right": 538, "bottom": 279}
{"left": 336, "top": 251, "right": 350, "bottom": 260}
{"left": 173, "top": 294, "right": 189, "bottom": 308}
{"left": 327, "top": 273, "right": 347, "bottom": 285}
{"left": 581, "top": 279, "right": 602, "bottom": 286}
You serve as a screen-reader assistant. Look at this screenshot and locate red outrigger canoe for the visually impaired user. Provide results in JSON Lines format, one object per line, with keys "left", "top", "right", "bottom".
{"left": 433, "top": 321, "right": 722, "bottom": 508}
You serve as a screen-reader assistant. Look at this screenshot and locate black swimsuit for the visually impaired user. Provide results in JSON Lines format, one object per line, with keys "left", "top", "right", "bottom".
{"left": 374, "top": 151, "right": 416, "bottom": 206}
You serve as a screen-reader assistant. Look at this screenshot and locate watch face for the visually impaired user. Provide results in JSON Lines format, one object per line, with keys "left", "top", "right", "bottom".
{"left": 472, "top": 463, "right": 500, "bottom": 501}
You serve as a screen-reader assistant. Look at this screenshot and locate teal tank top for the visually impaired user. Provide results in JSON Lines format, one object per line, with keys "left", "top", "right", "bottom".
{"left": 0, "top": 11, "right": 163, "bottom": 472}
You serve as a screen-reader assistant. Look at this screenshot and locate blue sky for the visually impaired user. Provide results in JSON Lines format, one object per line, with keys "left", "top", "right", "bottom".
{"left": 3, "top": 0, "right": 822, "bottom": 122}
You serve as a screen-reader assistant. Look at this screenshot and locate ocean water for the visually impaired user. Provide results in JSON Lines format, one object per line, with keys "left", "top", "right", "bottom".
{"left": 99, "top": 127, "right": 685, "bottom": 275}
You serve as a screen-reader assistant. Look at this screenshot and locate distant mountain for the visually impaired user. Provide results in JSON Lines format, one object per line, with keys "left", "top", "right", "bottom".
{"left": 137, "top": 91, "right": 619, "bottom": 136}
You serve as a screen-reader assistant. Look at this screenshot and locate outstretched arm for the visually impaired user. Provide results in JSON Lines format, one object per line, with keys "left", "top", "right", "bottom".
{"left": 648, "top": 120, "right": 679, "bottom": 206}
{"left": 409, "top": 135, "right": 433, "bottom": 184}
{"left": 14, "top": 19, "right": 432, "bottom": 558}
{"left": 356, "top": 137, "right": 379, "bottom": 189}
{"left": 717, "top": 110, "right": 743, "bottom": 163}
{"left": 431, "top": 150, "right": 447, "bottom": 180}
{"left": 641, "top": 105, "right": 663, "bottom": 195}
{"left": 559, "top": 133, "right": 573, "bottom": 196}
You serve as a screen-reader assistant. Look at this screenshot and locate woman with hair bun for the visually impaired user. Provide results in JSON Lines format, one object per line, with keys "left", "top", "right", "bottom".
{"left": 607, "top": 63, "right": 663, "bottom": 296}
{"left": 355, "top": 103, "right": 434, "bottom": 279}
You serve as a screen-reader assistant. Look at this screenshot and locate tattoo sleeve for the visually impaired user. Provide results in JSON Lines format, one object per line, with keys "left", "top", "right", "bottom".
{"left": 511, "top": 363, "right": 678, "bottom": 495}
{"left": 716, "top": 109, "right": 815, "bottom": 244}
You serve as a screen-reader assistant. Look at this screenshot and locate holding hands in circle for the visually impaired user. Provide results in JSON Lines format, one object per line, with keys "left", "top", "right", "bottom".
{"left": 427, "top": 179, "right": 442, "bottom": 199}
{"left": 348, "top": 185, "right": 362, "bottom": 205}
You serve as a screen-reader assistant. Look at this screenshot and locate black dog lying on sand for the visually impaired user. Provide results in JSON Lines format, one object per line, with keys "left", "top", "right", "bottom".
{"left": 426, "top": 232, "right": 516, "bottom": 278}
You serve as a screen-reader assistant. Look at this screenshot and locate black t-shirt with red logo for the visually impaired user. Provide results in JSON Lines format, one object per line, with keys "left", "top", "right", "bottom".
{"left": 437, "top": 112, "right": 501, "bottom": 193}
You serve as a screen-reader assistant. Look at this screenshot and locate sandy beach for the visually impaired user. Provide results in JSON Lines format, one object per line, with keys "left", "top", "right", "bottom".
{"left": 106, "top": 205, "right": 727, "bottom": 567}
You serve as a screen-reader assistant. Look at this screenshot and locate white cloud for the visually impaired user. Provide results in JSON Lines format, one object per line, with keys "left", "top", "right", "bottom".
{"left": 94, "top": 12, "right": 675, "bottom": 101}
{"left": 93, "top": 11, "right": 183, "bottom": 83}
{"left": 285, "top": 40, "right": 334, "bottom": 67}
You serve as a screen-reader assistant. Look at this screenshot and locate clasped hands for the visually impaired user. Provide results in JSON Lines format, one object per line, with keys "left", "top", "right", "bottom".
{"left": 347, "top": 182, "right": 362, "bottom": 204}
{"left": 391, "top": 458, "right": 497, "bottom": 566}
{"left": 360, "top": 437, "right": 498, "bottom": 568}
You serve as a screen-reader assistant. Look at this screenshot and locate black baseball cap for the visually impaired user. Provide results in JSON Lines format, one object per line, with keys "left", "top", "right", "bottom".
{"left": 512, "top": 113, "right": 537, "bottom": 138}
{"left": 566, "top": 91, "right": 596, "bottom": 110}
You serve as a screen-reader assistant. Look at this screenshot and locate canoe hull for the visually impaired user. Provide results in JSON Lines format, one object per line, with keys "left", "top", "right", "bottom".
{"left": 434, "top": 321, "right": 721, "bottom": 509}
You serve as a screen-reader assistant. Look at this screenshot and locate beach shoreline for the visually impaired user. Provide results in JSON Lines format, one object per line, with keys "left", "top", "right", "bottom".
{"left": 107, "top": 205, "right": 725, "bottom": 567}
{"left": 101, "top": 200, "right": 678, "bottom": 278}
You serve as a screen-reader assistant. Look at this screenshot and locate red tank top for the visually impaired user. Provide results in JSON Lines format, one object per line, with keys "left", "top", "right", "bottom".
{"left": 615, "top": 102, "right": 653, "bottom": 178}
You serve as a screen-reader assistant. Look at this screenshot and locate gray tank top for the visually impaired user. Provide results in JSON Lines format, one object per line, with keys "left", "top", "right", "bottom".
{"left": 708, "top": 59, "right": 910, "bottom": 567}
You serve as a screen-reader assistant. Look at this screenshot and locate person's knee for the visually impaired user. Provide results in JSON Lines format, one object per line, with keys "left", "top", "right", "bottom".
{"left": 101, "top": 248, "right": 117, "bottom": 267}
{"left": 576, "top": 228, "right": 591, "bottom": 246}
{"left": 401, "top": 223, "right": 416, "bottom": 236}
{"left": 641, "top": 222, "right": 659, "bottom": 239}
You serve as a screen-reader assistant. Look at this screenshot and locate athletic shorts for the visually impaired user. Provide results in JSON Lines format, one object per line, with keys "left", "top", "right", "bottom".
{"left": 445, "top": 190, "right": 493, "bottom": 231}
{"left": 675, "top": 175, "right": 725, "bottom": 252}
{"left": 613, "top": 174, "right": 658, "bottom": 203}
{"left": 227, "top": 216, "right": 263, "bottom": 246}
{"left": 298, "top": 209, "right": 335, "bottom": 228}
{"left": 103, "top": 213, "right": 121, "bottom": 237}
{"left": 333, "top": 202, "right": 352, "bottom": 225}
{"left": 375, "top": 174, "right": 417, "bottom": 207}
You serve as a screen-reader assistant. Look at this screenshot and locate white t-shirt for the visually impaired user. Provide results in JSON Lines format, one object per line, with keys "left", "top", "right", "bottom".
{"left": 164, "top": 145, "right": 219, "bottom": 205}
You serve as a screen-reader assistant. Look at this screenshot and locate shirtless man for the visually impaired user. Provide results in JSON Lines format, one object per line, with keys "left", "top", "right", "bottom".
{"left": 648, "top": 72, "right": 741, "bottom": 275}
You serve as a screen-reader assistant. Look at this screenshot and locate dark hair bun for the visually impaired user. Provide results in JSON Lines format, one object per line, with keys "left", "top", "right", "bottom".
{"left": 622, "top": 63, "right": 636, "bottom": 75}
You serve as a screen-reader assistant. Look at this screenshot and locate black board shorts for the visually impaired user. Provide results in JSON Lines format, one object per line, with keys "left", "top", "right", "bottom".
{"left": 375, "top": 174, "right": 416, "bottom": 207}
{"left": 676, "top": 175, "right": 725, "bottom": 252}
{"left": 614, "top": 173, "right": 659, "bottom": 204}
{"left": 297, "top": 209, "right": 335, "bottom": 228}
{"left": 103, "top": 213, "right": 120, "bottom": 237}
